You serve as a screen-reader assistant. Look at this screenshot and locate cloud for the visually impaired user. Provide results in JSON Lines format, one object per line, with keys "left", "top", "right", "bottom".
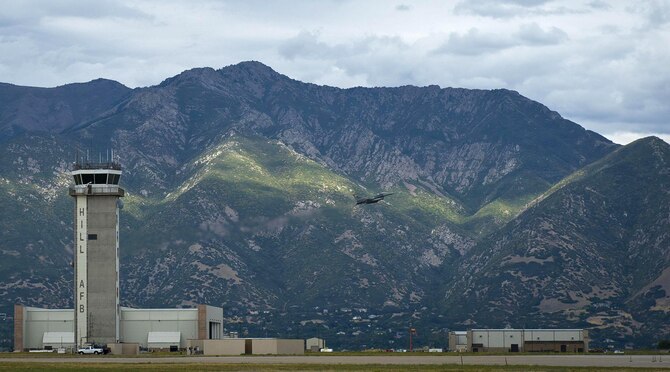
{"left": 433, "top": 23, "right": 567, "bottom": 56}
{"left": 278, "top": 31, "right": 344, "bottom": 61}
{"left": 0, "top": 0, "right": 667, "bottom": 143}
{"left": 454, "top": 0, "right": 554, "bottom": 18}
{"left": 0, "top": 0, "right": 148, "bottom": 27}
{"left": 278, "top": 31, "right": 415, "bottom": 87}
{"left": 587, "top": 1, "right": 611, "bottom": 11}
{"left": 279, "top": 31, "right": 408, "bottom": 61}
{"left": 629, "top": 1, "right": 670, "bottom": 28}
{"left": 434, "top": 28, "right": 517, "bottom": 55}
{"left": 516, "top": 23, "right": 568, "bottom": 45}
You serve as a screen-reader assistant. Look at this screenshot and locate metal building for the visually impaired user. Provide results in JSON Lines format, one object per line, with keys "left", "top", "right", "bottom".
{"left": 69, "top": 160, "right": 124, "bottom": 346}
{"left": 306, "top": 337, "right": 326, "bottom": 351}
{"left": 13, "top": 306, "right": 74, "bottom": 351}
{"left": 448, "top": 329, "right": 589, "bottom": 353}
{"left": 120, "top": 305, "right": 223, "bottom": 347}
{"left": 14, "top": 305, "right": 223, "bottom": 350}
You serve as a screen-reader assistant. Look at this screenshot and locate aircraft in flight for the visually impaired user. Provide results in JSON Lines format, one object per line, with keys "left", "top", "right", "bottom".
{"left": 354, "top": 192, "right": 394, "bottom": 205}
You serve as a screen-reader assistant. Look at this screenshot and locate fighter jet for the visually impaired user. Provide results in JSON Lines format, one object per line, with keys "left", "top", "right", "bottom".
{"left": 354, "top": 192, "right": 394, "bottom": 205}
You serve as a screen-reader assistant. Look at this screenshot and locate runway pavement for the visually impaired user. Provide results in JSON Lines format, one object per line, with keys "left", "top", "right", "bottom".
{"left": 1, "top": 354, "right": 669, "bottom": 368}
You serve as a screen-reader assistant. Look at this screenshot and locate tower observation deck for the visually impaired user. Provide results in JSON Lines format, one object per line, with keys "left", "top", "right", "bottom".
{"left": 69, "top": 161, "right": 124, "bottom": 346}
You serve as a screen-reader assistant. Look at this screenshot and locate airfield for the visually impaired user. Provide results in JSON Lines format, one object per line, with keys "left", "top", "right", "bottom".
{"left": 2, "top": 353, "right": 670, "bottom": 370}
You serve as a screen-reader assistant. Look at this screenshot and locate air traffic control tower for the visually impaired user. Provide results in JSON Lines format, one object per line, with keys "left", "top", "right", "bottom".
{"left": 69, "top": 160, "right": 124, "bottom": 346}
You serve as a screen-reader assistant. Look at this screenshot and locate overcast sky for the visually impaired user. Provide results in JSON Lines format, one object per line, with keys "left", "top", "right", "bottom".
{"left": 1, "top": 0, "right": 668, "bottom": 144}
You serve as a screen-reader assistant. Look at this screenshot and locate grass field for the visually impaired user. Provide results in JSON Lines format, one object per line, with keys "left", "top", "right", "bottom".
{"left": 3, "top": 350, "right": 668, "bottom": 358}
{"left": 2, "top": 351, "right": 669, "bottom": 371}
{"left": 0, "top": 363, "right": 668, "bottom": 372}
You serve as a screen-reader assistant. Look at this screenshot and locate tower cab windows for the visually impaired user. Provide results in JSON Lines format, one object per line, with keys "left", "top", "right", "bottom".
{"left": 72, "top": 173, "right": 121, "bottom": 185}
{"left": 108, "top": 174, "right": 120, "bottom": 184}
{"left": 79, "top": 174, "right": 94, "bottom": 185}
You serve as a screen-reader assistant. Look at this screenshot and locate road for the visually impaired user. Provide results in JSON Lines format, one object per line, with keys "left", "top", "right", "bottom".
{"left": 1, "top": 354, "right": 669, "bottom": 368}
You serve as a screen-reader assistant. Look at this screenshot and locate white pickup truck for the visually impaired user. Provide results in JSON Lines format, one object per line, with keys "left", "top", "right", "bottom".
{"left": 77, "top": 345, "right": 104, "bottom": 355}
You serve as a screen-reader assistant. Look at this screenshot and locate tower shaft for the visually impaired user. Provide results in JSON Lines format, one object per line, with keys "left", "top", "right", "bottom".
{"left": 70, "top": 163, "right": 124, "bottom": 346}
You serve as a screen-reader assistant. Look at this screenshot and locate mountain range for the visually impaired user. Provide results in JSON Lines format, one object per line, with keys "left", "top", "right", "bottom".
{"left": 0, "top": 61, "right": 667, "bottom": 350}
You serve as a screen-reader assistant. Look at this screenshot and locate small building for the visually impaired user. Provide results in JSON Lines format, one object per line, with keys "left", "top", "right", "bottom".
{"left": 187, "top": 338, "right": 246, "bottom": 355}
{"left": 187, "top": 338, "right": 305, "bottom": 355}
{"left": 448, "top": 329, "right": 589, "bottom": 353}
{"left": 448, "top": 331, "right": 468, "bottom": 352}
{"left": 247, "top": 338, "right": 305, "bottom": 355}
{"left": 306, "top": 337, "right": 325, "bottom": 351}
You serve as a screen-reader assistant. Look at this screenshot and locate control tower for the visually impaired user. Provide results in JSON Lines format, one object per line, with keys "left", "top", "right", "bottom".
{"left": 69, "top": 160, "right": 124, "bottom": 346}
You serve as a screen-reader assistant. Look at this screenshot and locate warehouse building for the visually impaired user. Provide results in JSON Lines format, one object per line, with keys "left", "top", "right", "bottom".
{"left": 448, "top": 329, "right": 589, "bottom": 353}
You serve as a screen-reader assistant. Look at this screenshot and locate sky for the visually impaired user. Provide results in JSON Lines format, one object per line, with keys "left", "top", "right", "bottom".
{"left": 1, "top": 0, "right": 668, "bottom": 144}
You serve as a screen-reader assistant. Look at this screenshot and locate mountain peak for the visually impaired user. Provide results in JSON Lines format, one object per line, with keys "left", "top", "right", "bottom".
{"left": 57, "top": 78, "right": 130, "bottom": 92}
{"left": 230, "top": 60, "right": 277, "bottom": 73}
{"left": 158, "top": 67, "right": 219, "bottom": 87}
{"left": 630, "top": 135, "right": 669, "bottom": 147}
{"left": 157, "top": 62, "right": 287, "bottom": 91}
{"left": 613, "top": 135, "right": 670, "bottom": 158}
{"left": 218, "top": 61, "right": 288, "bottom": 83}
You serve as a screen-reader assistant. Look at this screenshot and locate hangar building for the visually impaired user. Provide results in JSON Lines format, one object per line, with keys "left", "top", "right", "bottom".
{"left": 448, "top": 329, "right": 589, "bottom": 353}
{"left": 14, "top": 304, "right": 222, "bottom": 350}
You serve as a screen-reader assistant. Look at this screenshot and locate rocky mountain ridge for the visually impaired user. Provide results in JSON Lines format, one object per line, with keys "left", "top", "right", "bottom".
{"left": 0, "top": 61, "right": 666, "bottom": 349}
